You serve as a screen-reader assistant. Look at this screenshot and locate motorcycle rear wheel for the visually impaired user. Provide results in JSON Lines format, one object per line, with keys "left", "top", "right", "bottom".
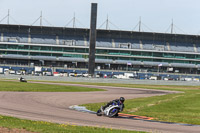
{"left": 96, "top": 109, "right": 102, "bottom": 116}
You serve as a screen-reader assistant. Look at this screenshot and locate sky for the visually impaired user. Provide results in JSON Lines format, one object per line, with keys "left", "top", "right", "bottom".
{"left": 0, "top": 0, "right": 200, "bottom": 35}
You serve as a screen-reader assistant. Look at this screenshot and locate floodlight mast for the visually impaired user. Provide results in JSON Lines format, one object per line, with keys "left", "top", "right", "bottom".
{"left": 7, "top": 9, "right": 10, "bottom": 24}
{"left": 171, "top": 19, "right": 173, "bottom": 34}
{"left": 40, "top": 11, "right": 42, "bottom": 26}
{"left": 139, "top": 16, "right": 141, "bottom": 32}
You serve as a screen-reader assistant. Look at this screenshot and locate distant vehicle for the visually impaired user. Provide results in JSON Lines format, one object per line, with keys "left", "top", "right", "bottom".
{"left": 149, "top": 76, "right": 161, "bottom": 80}
{"left": 43, "top": 71, "right": 52, "bottom": 76}
{"left": 113, "top": 74, "right": 126, "bottom": 79}
{"left": 193, "top": 78, "right": 200, "bottom": 82}
{"left": 34, "top": 73, "right": 40, "bottom": 76}
{"left": 0, "top": 68, "right": 3, "bottom": 74}
{"left": 16, "top": 71, "right": 22, "bottom": 75}
{"left": 69, "top": 72, "right": 75, "bottom": 77}
{"left": 164, "top": 77, "right": 174, "bottom": 81}
{"left": 124, "top": 73, "right": 134, "bottom": 78}
{"left": 184, "top": 78, "right": 192, "bottom": 81}
{"left": 53, "top": 72, "right": 60, "bottom": 76}
{"left": 113, "top": 73, "right": 134, "bottom": 79}
{"left": 82, "top": 73, "right": 89, "bottom": 77}
{"left": 35, "top": 66, "right": 42, "bottom": 73}
{"left": 96, "top": 74, "right": 100, "bottom": 78}
{"left": 69, "top": 72, "right": 82, "bottom": 77}
{"left": 4, "top": 69, "right": 9, "bottom": 74}
{"left": 179, "top": 78, "right": 185, "bottom": 81}
{"left": 96, "top": 73, "right": 103, "bottom": 78}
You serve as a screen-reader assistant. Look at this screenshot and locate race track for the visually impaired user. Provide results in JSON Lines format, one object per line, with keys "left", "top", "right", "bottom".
{"left": 0, "top": 81, "right": 199, "bottom": 133}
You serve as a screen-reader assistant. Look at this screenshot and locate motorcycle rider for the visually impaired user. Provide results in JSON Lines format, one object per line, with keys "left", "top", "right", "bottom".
{"left": 19, "top": 77, "right": 23, "bottom": 81}
{"left": 101, "top": 97, "right": 125, "bottom": 112}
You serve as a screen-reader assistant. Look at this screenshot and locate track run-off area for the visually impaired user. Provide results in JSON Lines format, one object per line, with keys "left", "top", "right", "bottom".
{"left": 0, "top": 79, "right": 199, "bottom": 133}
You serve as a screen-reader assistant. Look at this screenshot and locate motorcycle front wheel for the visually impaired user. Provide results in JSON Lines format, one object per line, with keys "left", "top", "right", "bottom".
{"left": 108, "top": 108, "right": 119, "bottom": 117}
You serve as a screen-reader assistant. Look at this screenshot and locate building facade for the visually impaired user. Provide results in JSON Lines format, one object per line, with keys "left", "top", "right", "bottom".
{"left": 0, "top": 24, "right": 200, "bottom": 74}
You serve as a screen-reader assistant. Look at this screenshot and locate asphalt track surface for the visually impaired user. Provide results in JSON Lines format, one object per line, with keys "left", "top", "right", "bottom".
{"left": 0, "top": 81, "right": 199, "bottom": 133}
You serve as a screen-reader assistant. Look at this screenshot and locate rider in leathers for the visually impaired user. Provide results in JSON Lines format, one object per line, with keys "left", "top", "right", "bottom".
{"left": 101, "top": 97, "right": 125, "bottom": 112}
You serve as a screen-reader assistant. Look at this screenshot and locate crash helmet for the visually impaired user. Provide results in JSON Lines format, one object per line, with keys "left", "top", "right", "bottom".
{"left": 119, "top": 97, "right": 125, "bottom": 103}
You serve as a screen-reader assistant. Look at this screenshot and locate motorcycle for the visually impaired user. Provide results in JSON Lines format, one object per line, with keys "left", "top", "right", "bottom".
{"left": 96, "top": 103, "right": 123, "bottom": 117}
{"left": 19, "top": 77, "right": 27, "bottom": 82}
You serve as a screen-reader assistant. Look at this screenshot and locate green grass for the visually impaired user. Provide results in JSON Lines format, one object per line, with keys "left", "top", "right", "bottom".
{"left": 0, "top": 80, "right": 104, "bottom": 92}
{"left": 0, "top": 115, "right": 145, "bottom": 133}
{"left": 81, "top": 84, "right": 200, "bottom": 125}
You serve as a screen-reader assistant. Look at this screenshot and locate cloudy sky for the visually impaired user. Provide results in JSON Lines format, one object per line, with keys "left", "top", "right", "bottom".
{"left": 0, "top": 0, "right": 200, "bottom": 35}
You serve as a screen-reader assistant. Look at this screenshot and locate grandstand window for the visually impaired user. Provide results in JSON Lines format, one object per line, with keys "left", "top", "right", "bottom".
{"left": 152, "top": 52, "right": 163, "bottom": 57}
{"left": 63, "top": 47, "right": 74, "bottom": 52}
{"left": 83, "top": 55, "right": 88, "bottom": 59}
{"left": 185, "top": 54, "right": 195, "bottom": 59}
{"left": 7, "top": 45, "right": 18, "bottom": 49}
{"left": 0, "top": 51, "right": 6, "bottom": 54}
{"left": 196, "top": 55, "right": 200, "bottom": 59}
{"left": 18, "top": 52, "right": 28, "bottom": 55}
{"left": 40, "top": 53, "right": 51, "bottom": 56}
{"left": 0, "top": 44, "right": 7, "bottom": 49}
{"left": 119, "top": 51, "right": 131, "bottom": 56}
{"left": 75, "top": 48, "right": 86, "bottom": 53}
{"left": 63, "top": 54, "right": 71, "bottom": 57}
{"left": 30, "top": 46, "right": 41, "bottom": 51}
{"left": 30, "top": 52, "right": 40, "bottom": 56}
{"left": 174, "top": 60, "right": 186, "bottom": 63}
{"left": 41, "top": 46, "right": 51, "bottom": 51}
{"left": 7, "top": 51, "right": 17, "bottom": 55}
{"left": 185, "top": 61, "right": 190, "bottom": 64}
{"left": 110, "top": 50, "right": 117, "bottom": 53}
{"left": 96, "top": 56, "right": 107, "bottom": 59}
{"left": 131, "top": 51, "right": 141, "bottom": 56}
{"left": 96, "top": 49, "right": 107, "bottom": 54}
{"left": 153, "top": 59, "right": 161, "bottom": 62}
{"left": 52, "top": 53, "right": 62, "bottom": 57}
{"left": 141, "top": 52, "right": 152, "bottom": 57}
{"left": 164, "top": 60, "right": 173, "bottom": 63}
{"left": 164, "top": 53, "right": 174, "bottom": 58}
{"left": 62, "top": 54, "right": 82, "bottom": 58}
{"left": 142, "top": 58, "right": 153, "bottom": 62}
{"left": 108, "top": 50, "right": 119, "bottom": 55}
{"left": 175, "top": 54, "right": 185, "bottom": 59}
{"left": 18, "top": 45, "right": 29, "bottom": 50}
{"left": 52, "top": 47, "right": 62, "bottom": 52}
{"left": 118, "top": 57, "right": 129, "bottom": 60}
{"left": 106, "top": 56, "right": 112, "bottom": 59}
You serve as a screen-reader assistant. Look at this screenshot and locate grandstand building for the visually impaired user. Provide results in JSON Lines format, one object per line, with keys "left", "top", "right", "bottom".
{"left": 0, "top": 24, "right": 200, "bottom": 74}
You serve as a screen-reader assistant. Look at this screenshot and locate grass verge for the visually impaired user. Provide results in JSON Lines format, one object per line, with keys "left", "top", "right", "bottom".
{"left": 0, "top": 115, "right": 145, "bottom": 133}
{"left": 0, "top": 80, "right": 104, "bottom": 92}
